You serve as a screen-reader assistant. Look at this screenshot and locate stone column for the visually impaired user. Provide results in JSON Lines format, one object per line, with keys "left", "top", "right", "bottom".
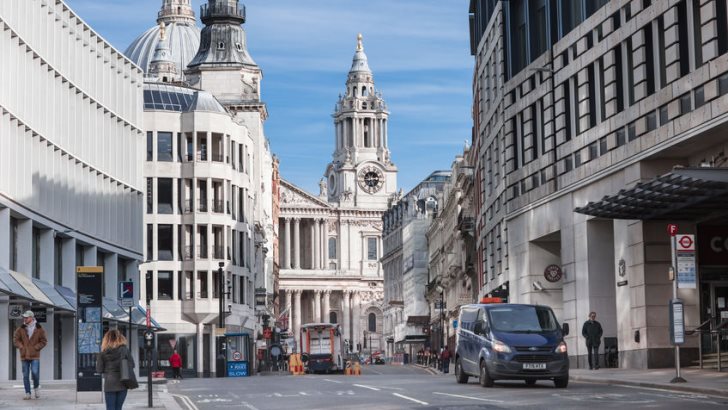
{"left": 283, "top": 218, "right": 291, "bottom": 269}
{"left": 321, "top": 219, "right": 328, "bottom": 269}
{"left": 352, "top": 291, "right": 361, "bottom": 351}
{"left": 314, "top": 219, "right": 322, "bottom": 270}
{"left": 310, "top": 220, "right": 315, "bottom": 269}
{"left": 286, "top": 289, "right": 293, "bottom": 331}
{"left": 314, "top": 290, "right": 322, "bottom": 323}
{"left": 323, "top": 290, "right": 331, "bottom": 324}
{"left": 293, "top": 218, "right": 301, "bottom": 269}
{"left": 294, "top": 289, "right": 302, "bottom": 339}
{"left": 342, "top": 290, "right": 351, "bottom": 346}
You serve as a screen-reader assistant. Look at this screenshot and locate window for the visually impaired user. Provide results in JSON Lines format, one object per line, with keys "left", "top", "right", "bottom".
{"left": 146, "top": 271, "right": 153, "bottom": 301}
{"left": 184, "top": 271, "right": 194, "bottom": 300}
{"left": 694, "top": 85, "right": 705, "bottom": 108}
{"left": 54, "top": 236, "right": 62, "bottom": 286}
{"left": 158, "top": 224, "right": 173, "bottom": 261}
{"left": 328, "top": 238, "right": 337, "bottom": 259}
{"left": 158, "top": 132, "right": 173, "bottom": 162}
{"left": 146, "top": 178, "right": 153, "bottom": 214}
{"left": 146, "top": 224, "right": 154, "bottom": 261}
{"left": 157, "top": 178, "right": 173, "bottom": 214}
{"left": 367, "top": 238, "right": 378, "bottom": 260}
{"left": 330, "top": 312, "right": 337, "bottom": 324}
{"left": 178, "top": 270, "right": 183, "bottom": 300}
{"left": 198, "top": 271, "right": 208, "bottom": 298}
{"left": 157, "top": 271, "right": 173, "bottom": 300}
{"left": 32, "top": 227, "right": 41, "bottom": 279}
{"left": 679, "top": 93, "right": 692, "bottom": 115}
{"left": 368, "top": 313, "right": 376, "bottom": 332}
{"left": 9, "top": 217, "right": 18, "bottom": 270}
{"left": 146, "top": 132, "right": 153, "bottom": 161}
{"left": 213, "top": 270, "right": 220, "bottom": 299}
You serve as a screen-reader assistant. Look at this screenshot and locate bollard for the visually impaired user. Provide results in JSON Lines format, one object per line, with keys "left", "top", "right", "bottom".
{"left": 353, "top": 361, "right": 361, "bottom": 376}
{"left": 344, "top": 360, "right": 351, "bottom": 375}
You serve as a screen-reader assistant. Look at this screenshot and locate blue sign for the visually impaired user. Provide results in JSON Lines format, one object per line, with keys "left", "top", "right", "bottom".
{"left": 227, "top": 361, "right": 249, "bottom": 377}
{"left": 452, "top": 320, "right": 458, "bottom": 329}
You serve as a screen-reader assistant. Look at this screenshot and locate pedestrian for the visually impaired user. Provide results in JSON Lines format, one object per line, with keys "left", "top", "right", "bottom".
{"left": 169, "top": 349, "right": 183, "bottom": 380}
{"left": 582, "top": 311, "right": 603, "bottom": 370}
{"left": 96, "top": 329, "right": 135, "bottom": 410}
{"left": 13, "top": 310, "right": 48, "bottom": 400}
{"left": 441, "top": 347, "right": 450, "bottom": 374}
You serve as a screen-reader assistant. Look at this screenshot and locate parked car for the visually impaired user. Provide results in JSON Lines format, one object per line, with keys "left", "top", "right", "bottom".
{"left": 454, "top": 299, "right": 570, "bottom": 388}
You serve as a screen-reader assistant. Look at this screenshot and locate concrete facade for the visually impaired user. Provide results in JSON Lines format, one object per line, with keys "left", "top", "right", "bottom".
{"left": 0, "top": 0, "right": 144, "bottom": 381}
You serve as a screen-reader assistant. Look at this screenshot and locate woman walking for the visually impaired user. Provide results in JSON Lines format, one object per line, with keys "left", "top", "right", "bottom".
{"left": 169, "top": 349, "right": 183, "bottom": 380}
{"left": 96, "top": 329, "right": 134, "bottom": 410}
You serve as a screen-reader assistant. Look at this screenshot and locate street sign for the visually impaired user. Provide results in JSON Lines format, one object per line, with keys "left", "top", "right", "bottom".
{"left": 669, "top": 299, "right": 685, "bottom": 345}
{"left": 76, "top": 266, "right": 103, "bottom": 392}
{"left": 675, "top": 234, "right": 697, "bottom": 289}
{"left": 119, "top": 281, "right": 134, "bottom": 308}
{"left": 668, "top": 224, "right": 679, "bottom": 236}
{"left": 30, "top": 307, "right": 47, "bottom": 323}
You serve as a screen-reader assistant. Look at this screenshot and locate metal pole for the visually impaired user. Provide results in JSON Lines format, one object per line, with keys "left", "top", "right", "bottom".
{"left": 670, "top": 235, "right": 686, "bottom": 383}
{"left": 129, "top": 307, "right": 133, "bottom": 351}
{"left": 440, "top": 291, "right": 444, "bottom": 350}
{"left": 146, "top": 273, "right": 153, "bottom": 408}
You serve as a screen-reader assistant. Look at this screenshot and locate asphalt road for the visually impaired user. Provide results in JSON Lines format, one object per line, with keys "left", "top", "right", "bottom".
{"left": 168, "top": 365, "right": 728, "bottom": 410}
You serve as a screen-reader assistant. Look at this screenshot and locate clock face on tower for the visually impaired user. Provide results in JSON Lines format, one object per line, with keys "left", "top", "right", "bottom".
{"left": 358, "top": 166, "right": 385, "bottom": 194}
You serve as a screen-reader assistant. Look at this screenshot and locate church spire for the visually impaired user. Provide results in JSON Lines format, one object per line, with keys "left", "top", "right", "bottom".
{"left": 187, "top": 0, "right": 257, "bottom": 68}
{"left": 157, "top": 0, "right": 196, "bottom": 25}
{"left": 148, "top": 22, "right": 180, "bottom": 83}
{"left": 350, "top": 33, "right": 371, "bottom": 74}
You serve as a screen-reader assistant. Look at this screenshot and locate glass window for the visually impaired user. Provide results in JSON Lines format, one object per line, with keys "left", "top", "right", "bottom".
{"left": 146, "top": 178, "right": 153, "bottom": 214}
{"left": 54, "top": 237, "right": 63, "bottom": 286}
{"left": 146, "top": 132, "right": 153, "bottom": 161}
{"left": 32, "top": 227, "right": 41, "bottom": 279}
{"left": 146, "top": 270, "right": 153, "bottom": 301}
{"left": 198, "top": 271, "right": 208, "bottom": 299}
{"left": 368, "top": 313, "right": 376, "bottom": 332}
{"left": 158, "top": 224, "right": 173, "bottom": 261}
{"left": 158, "top": 132, "right": 173, "bottom": 162}
{"left": 330, "top": 312, "right": 338, "bottom": 324}
{"left": 146, "top": 224, "right": 154, "bottom": 261}
{"left": 367, "top": 238, "right": 378, "bottom": 261}
{"left": 157, "top": 178, "right": 173, "bottom": 214}
{"left": 328, "top": 238, "right": 337, "bottom": 259}
{"left": 157, "top": 271, "right": 173, "bottom": 300}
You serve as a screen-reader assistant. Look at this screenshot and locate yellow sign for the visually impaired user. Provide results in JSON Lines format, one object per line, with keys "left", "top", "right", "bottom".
{"left": 215, "top": 327, "right": 227, "bottom": 335}
{"left": 76, "top": 266, "right": 104, "bottom": 273}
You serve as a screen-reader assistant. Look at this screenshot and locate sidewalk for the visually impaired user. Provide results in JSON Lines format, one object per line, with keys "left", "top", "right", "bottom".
{"left": 0, "top": 380, "right": 183, "bottom": 409}
{"left": 416, "top": 363, "right": 728, "bottom": 397}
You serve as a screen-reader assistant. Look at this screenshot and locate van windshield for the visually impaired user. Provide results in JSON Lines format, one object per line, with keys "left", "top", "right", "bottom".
{"left": 488, "top": 305, "right": 559, "bottom": 333}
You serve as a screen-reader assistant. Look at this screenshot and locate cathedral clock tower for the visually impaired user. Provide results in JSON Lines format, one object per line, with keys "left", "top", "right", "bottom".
{"left": 325, "top": 35, "right": 397, "bottom": 209}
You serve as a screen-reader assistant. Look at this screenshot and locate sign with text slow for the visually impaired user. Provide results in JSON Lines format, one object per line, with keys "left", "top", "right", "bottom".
{"left": 676, "top": 235, "right": 697, "bottom": 289}
{"left": 76, "top": 266, "right": 103, "bottom": 392}
{"left": 698, "top": 226, "right": 728, "bottom": 265}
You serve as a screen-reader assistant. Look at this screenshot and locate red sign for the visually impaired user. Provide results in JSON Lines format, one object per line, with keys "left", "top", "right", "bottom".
{"left": 263, "top": 328, "right": 272, "bottom": 339}
{"left": 146, "top": 306, "right": 151, "bottom": 328}
{"left": 676, "top": 234, "right": 695, "bottom": 251}
{"left": 698, "top": 226, "right": 728, "bottom": 265}
{"left": 668, "top": 224, "right": 679, "bottom": 236}
{"left": 544, "top": 264, "right": 563, "bottom": 282}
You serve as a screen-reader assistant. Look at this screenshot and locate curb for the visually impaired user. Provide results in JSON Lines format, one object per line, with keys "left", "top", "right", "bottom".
{"left": 570, "top": 375, "right": 728, "bottom": 398}
{"left": 413, "top": 364, "right": 441, "bottom": 376}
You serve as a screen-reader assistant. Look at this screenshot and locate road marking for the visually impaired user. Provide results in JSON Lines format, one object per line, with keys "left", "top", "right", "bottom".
{"left": 273, "top": 392, "right": 283, "bottom": 397}
{"left": 392, "top": 393, "right": 429, "bottom": 405}
{"left": 353, "top": 384, "right": 380, "bottom": 391}
{"left": 366, "top": 368, "right": 383, "bottom": 375}
{"left": 239, "top": 401, "right": 260, "bottom": 410}
{"left": 299, "top": 391, "right": 309, "bottom": 396}
{"left": 171, "top": 394, "right": 199, "bottom": 410}
{"left": 433, "top": 392, "right": 504, "bottom": 403}
{"left": 323, "top": 378, "right": 343, "bottom": 384}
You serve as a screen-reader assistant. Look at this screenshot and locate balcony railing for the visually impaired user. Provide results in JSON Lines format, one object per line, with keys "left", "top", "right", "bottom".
{"left": 197, "top": 245, "right": 208, "bottom": 259}
{"left": 200, "top": 2, "right": 245, "bottom": 23}
{"left": 183, "top": 246, "right": 194, "bottom": 261}
{"left": 213, "top": 246, "right": 224, "bottom": 260}
{"left": 196, "top": 152, "right": 208, "bottom": 162}
{"left": 198, "top": 199, "right": 208, "bottom": 212}
{"left": 211, "top": 153, "right": 224, "bottom": 162}
{"left": 212, "top": 200, "right": 224, "bottom": 213}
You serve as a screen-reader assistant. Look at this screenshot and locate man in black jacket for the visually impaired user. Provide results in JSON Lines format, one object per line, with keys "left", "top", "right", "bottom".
{"left": 582, "top": 311, "right": 603, "bottom": 370}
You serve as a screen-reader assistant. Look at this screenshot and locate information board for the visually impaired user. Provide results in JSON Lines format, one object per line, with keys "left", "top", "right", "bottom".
{"left": 77, "top": 267, "right": 103, "bottom": 392}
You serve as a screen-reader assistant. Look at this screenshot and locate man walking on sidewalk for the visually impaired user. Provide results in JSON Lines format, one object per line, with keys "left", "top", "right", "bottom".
{"left": 582, "top": 311, "right": 603, "bottom": 370}
{"left": 13, "top": 310, "right": 48, "bottom": 400}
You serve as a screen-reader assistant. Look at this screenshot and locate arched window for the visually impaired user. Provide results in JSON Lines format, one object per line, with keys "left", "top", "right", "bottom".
{"left": 362, "top": 86, "right": 368, "bottom": 96}
{"left": 330, "top": 311, "right": 338, "bottom": 324}
{"left": 328, "top": 237, "right": 337, "bottom": 259}
{"left": 353, "top": 87, "right": 358, "bottom": 97}
{"left": 368, "top": 312, "right": 376, "bottom": 332}
{"left": 218, "top": 42, "right": 225, "bottom": 50}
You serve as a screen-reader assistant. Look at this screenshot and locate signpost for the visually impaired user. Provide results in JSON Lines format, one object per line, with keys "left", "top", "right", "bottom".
{"left": 668, "top": 226, "right": 688, "bottom": 383}
{"left": 76, "top": 266, "right": 104, "bottom": 394}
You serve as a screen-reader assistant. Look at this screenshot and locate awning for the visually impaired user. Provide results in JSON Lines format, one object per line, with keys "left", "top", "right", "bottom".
{"left": 574, "top": 168, "right": 728, "bottom": 221}
{"left": 1, "top": 267, "right": 164, "bottom": 330}
{"left": 396, "top": 335, "right": 428, "bottom": 344}
{"left": 406, "top": 315, "right": 430, "bottom": 325}
{"left": 0, "top": 267, "right": 74, "bottom": 312}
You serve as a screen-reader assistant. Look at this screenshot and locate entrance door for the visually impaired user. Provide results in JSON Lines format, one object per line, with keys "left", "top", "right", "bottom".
{"left": 714, "top": 284, "right": 728, "bottom": 351}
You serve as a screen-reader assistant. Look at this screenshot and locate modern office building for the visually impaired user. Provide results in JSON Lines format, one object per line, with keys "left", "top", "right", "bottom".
{"left": 470, "top": 0, "right": 728, "bottom": 368}
{"left": 131, "top": 0, "right": 275, "bottom": 376}
{"left": 278, "top": 35, "right": 397, "bottom": 354}
{"left": 0, "top": 0, "right": 145, "bottom": 381}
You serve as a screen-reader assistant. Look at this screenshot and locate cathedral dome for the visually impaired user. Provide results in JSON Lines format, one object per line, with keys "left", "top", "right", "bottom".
{"left": 124, "top": 1, "right": 201, "bottom": 75}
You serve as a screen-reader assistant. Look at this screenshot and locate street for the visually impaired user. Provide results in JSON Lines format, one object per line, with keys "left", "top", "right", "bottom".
{"left": 168, "top": 366, "right": 728, "bottom": 410}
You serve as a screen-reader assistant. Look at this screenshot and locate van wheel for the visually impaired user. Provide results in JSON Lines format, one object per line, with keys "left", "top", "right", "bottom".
{"left": 455, "top": 358, "right": 468, "bottom": 384}
{"left": 525, "top": 379, "right": 536, "bottom": 386}
{"left": 479, "top": 361, "right": 494, "bottom": 387}
{"left": 554, "top": 377, "right": 568, "bottom": 388}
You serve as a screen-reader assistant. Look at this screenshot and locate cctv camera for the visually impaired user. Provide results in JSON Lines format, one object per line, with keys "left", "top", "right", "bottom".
{"left": 532, "top": 281, "right": 544, "bottom": 291}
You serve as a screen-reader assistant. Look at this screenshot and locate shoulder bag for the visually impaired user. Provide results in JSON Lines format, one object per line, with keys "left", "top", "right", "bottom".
{"left": 120, "top": 347, "right": 139, "bottom": 390}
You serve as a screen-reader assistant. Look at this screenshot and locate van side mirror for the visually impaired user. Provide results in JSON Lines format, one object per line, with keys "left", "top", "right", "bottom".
{"left": 474, "top": 322, "right": 483, "bottom": 335}
{"left": 562, "top": 323, "right": 569, "bottom": 336}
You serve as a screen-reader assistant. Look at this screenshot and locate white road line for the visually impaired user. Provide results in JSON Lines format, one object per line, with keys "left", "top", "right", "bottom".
{"left": 353, "top": 384, "right": 380, "bottom": 391}
{"left": 323, "top": 378, "right": 343, "bottom": 384}
{"left": 241, "top": 401, "right": 260, "bottom": 410}
{"left": 299, "top": 391, "right": 309, "bottom": 396}
{"left": 433, "top": 392, "right": 504, "bottom": 403}
{"left": 392, "top": 392, "right": 429, "bottom": 405}
{"left": 273, "top": 392, "right": 283, "bottom": 397}
{"left": 171, "top": 393, "right": 199, "bottom": 410}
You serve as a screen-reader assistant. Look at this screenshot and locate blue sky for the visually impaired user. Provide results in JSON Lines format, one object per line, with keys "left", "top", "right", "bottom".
{"left": 65, "top": 0, "right": 473, "bottom": 194}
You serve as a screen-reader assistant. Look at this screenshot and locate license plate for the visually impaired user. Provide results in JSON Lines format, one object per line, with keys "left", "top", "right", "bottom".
{"left": 522, "top": 363, "right": 546, "bottom": 370}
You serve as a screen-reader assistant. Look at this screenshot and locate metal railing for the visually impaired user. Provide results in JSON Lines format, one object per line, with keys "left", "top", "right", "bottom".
{"left": 212, "top": 200, "right": 225, "bottom": 213}
{"left": 198, "top": 199, "right": 208, "bottom": 212}
{"left": 213, "top": 246, "right": 225, "bottom": 260}
{"left": 211, "top": 153, "right": 224, "bottom": 162}
{"left": 197, "top": 245, "right": 208, "bottom": 259}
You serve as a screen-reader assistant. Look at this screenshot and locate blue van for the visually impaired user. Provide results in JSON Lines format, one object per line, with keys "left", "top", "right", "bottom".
{"left": 454, "top": 302, "right": 570, "bottom": 388}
